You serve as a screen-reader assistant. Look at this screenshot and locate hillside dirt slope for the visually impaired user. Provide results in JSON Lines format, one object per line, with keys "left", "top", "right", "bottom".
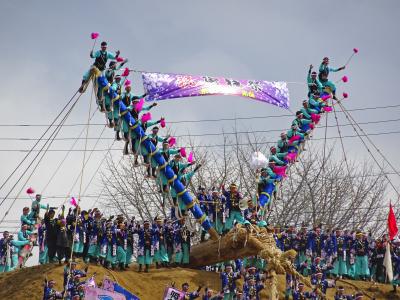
{"left": 0, "top": 262, "right": 398, "bottom": 299}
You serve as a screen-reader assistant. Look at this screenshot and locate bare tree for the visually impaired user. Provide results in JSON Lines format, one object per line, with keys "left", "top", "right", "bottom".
{"left": 99, "top": 132, "right": 388, "bottom": 236}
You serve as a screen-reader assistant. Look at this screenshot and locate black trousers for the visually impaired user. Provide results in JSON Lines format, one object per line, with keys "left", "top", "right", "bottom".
{"left": 47, "top": 241, "right": 57, "bottom": 261}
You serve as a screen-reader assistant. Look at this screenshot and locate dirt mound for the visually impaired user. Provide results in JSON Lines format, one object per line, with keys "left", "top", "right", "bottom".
{"left": 0, "top": 263, "right": 397, "bottom": 299}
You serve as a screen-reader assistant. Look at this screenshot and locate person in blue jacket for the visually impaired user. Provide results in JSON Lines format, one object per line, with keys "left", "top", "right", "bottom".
{"left": 220, "top": 264, "right": 241, "bottom": 300}
{"left": 42, "top": 279, "right": 64, "bottom": 300}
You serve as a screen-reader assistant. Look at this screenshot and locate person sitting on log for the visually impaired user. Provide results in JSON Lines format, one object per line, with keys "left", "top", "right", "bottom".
{"left": 277, "top": 132, "right": 289, "bottom": 154}
{"left": 221, "top": 264, "right": 241, "bottom": 300}
{"left": 319, "top": 57, "right": 345, "bottom": 100}
{"left": 157, "top": 140, "right": 180, "bottom": 194}
{"left": 109, "top": 75, "right": 124, "bottom": 140}
{"left": 307, "top": 64, "right": 323, "bottom": 97}
{"left": 132, "top": 114, "right": 163, "bottom": 167}
{"left": 268, "top": 146, "right": 286, "bottom": 166}
{"left": 286, "top": 125, "right": 305, "bottom": 151}
{"left": 79, "top": 41, "right": 120, "bottom": 93}
{"left": 147, "top": 126, "right": 167, "bottom": 178}
{"left": 124, "top": 97, "right": 155, "bottom": 158}
{"left": 292, "top": 111, "right": 313, "bottom": 134}
{"left": 308, "top": 91, "right": 327, "bottom": 112}
{"left": 222, "top": 183, "right": 245, "bottom": 233}
{"left": 301, "top": 100, "right": 319, "bottom": 121}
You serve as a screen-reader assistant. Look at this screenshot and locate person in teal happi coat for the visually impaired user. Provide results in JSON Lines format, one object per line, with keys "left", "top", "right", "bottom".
{"left": 318, "top": 57, "right": 345, "bottom": 99}
{"left": 80, "top": 41, "right": 120, "bottom": 92}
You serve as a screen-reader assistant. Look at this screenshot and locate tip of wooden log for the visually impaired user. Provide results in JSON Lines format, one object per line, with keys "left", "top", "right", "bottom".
{"left": 208, "top": 227, "right": 220, "bottom": 241}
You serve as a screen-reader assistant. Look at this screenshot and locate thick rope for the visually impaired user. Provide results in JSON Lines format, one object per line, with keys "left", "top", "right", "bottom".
{"left": 0, "top": 90, "right": 79, "bottom": 195}
{"left": 0, "top": 93, "right": 83, "bottom": 225}
{"left": 339, "top": 102, "right": 400, "bottom": 178}
{"left": 41, "top": 108, "right": 99, "bottom": 195}
{"left": 65, "top": 79, "right": 95, "bottom": 292}
{"left": 336, "top": 100, "right": 400, "bottom": 198}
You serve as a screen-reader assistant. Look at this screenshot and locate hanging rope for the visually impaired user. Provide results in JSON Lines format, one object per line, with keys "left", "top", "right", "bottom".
{"left": 41, "top": 108, "right": 99, "bottom": 195}
{"left": 0, "top": 93, "right": 83, "bottom": 225}
{"left": 65, "top": 79, "right": 95, "bottom": 292}
{"left": 0, "top": 91, "right": 80, "bottom": 194}
{"left": 339, "top": 102, "right": 400, "bottom": 178}
{"left": 336, "top": 100, "right": 400, "bottom": 198}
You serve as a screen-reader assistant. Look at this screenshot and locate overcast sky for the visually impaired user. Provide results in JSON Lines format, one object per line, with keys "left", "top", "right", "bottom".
{"left": 1, "top": 0, "right": 399, "bottom": 238}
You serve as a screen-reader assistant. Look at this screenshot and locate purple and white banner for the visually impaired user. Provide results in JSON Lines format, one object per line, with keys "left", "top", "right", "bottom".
{"left": 142, "top": 72, "right": 290, "bottom": 109}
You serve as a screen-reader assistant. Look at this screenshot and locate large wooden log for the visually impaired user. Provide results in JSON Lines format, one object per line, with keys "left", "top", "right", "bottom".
{"left": 189, "top": 226, "right": 264, "bottom": 268}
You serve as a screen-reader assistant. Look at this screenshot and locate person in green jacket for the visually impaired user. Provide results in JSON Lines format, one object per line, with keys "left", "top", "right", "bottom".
{"left": 147, "top": 126, "right": 167, "bottom": 178}
{"left": 108, "top": 75, "right": 123, "bottom": 139}
{"left": 308, "top": 91, "right": 327, "bottom": 112}
{"left": 301, "top": 100, "right": 319, "bottom": 120}
{"left": 31, "top": 194, "right": 48, "bottom": 223}
{"left": 131, "top": 117, "right": 162, "bottom": 166}
{"left": 307, "top": 64, "right": 323, "bottom": 97}
{"left": 269, "top": 146, "right": 286, "bottom": 166}
{"left": 20, "top": 207, "right": 36, "bottom": 231}
{"left": 319, "top": 57, "right": 345, "bottom": 100}
{"left": 158, "top": 141, "right": 180, "bottom": 193}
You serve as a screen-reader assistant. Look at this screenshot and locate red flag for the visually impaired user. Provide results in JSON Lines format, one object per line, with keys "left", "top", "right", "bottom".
{"left": 388, "top": 203, "right": 398, "bottom": 240}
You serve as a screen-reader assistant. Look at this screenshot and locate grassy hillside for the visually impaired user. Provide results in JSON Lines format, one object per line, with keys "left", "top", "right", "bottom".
{"left": 0, "top": 263, "right": 398, "bottom": 299}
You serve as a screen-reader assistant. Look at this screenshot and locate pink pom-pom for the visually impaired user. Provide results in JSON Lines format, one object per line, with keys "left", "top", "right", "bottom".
{"left": 188, "top": 152, "right": 194, "bottom": 163}
{"left": 121, "top": 68, "right": 130, "bottom": 77}
{"left": 323, "top": 106, "right": 333, "bottom": 112}
{"left": 116, "top": 57, "right": 124, "bottom": 62}
{"left": 124, "top": 80, "right": 131, "bottom": 87}
{"left": 70, "top": 197, "right": 78, "bottom": 207}
{"left": 321, "top": 94, "right": 331, "bottom": 101}
{"left": 135, "top": 98, "right": 144, "bottom": 112}
{"left": 342, "top": 76, "right": 348, "bottom": 83}
{"left": 343, "top": 92, "right": 348, "bottom": 98}
{"left": 91, "top": 32, "right": 99, "bottom": 39}
{"left": 285, "top": 152, "right": 297, "bottom": 162}
{"left": 353, "top": 48, "right": 359, "bottom": 54}
{"left": 160, "top": 118, "right": 166, "bottom": 128}
{"left": 141, "top": 112, "right": 152, "bottom": 123}
{"left": 26, "top": 187, "right": 35, "bottom": 195}
{"left": 273, "top": 166, "right": 287, "bottom": 177}
{"left": 311, "top": 113, "right": 321, "bottom": 124}
{"left": 168, "top": 137, "right": 176, "bottom": 147}
{"left": 180, "top": 147, "right": 187, "bottom": 158}
{"left": 288, "top": 135, "right": 301, "bottom": 145}
{"left": 309, "top": 123, "right": 315, "bottom": 130}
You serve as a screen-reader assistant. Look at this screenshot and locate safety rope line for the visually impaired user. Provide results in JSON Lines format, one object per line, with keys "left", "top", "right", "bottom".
{"left": 336, "top": 100, "right": 400, "bottom": 198}
{"left": 55, "top": 125, "right": 107, "bottom": 215}
{"left": 0, "top": 90, "right": 79, "bottom": 194}
{"left": 66, "top": 78, "right": 95, "bottom": 293}
{"left": 41, "top": 108, "right": 99, "bottom": 195}
{"left": 0, "top": 93, "right": 83, "bottom": 225}
{"left": 339, "top": 102, "right": 400, "bottom": 178}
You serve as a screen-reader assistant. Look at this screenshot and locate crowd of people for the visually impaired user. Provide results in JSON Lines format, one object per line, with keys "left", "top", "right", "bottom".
{"left": 0, "top": 191, "right": 397, "bottom": 299}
